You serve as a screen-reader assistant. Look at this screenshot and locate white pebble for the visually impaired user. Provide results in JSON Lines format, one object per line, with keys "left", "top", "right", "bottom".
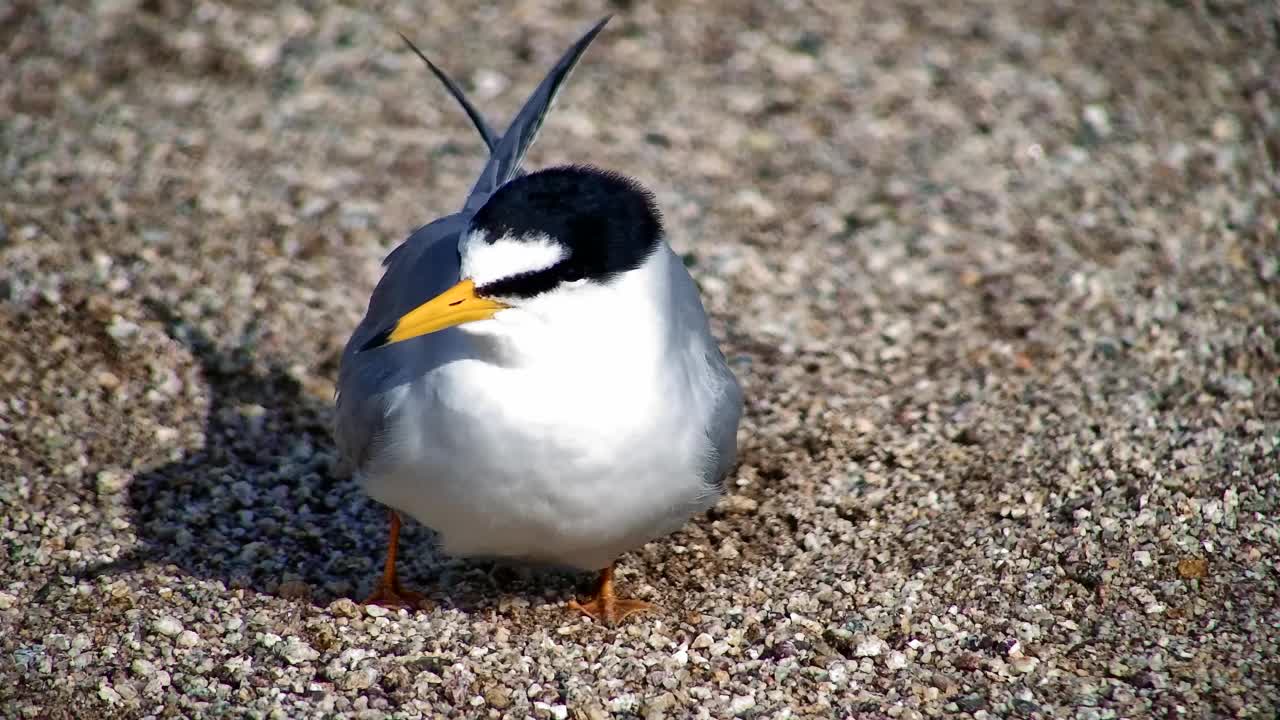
{"left": 98, "top": 682, "right": 123, "bottom": 705}
{"left": 1012, "top": 656, "right": 1039, "bottom": 674}
{"left": 886, "top": 651, "right": 908, "bottom": 670}
{"left": 151, "top": 616, "right": 183, "bottom": 638}
{"left": 280, "top": 636, "right": 320, "bottom": 665}
{"left": 855, "top": 636, "right": 885, "bottom": 657}
{"left": 95, "top": 469, "right": 130, "bottom": 494}
{"left": 729, "top": 694, "right": 756, "bottom": 714}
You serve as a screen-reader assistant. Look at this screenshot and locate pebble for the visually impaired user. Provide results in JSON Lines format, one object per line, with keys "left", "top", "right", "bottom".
{"left": 105, "top": 317, "right": 140, "bottom": 343}
{"left": 1011, "top": 657, "right": 1039, "bottom": 674}
{"left": 329, "top": 598, "right": 361, "bottom": 618}
{"left": 855, "top": 636, "right": 885, "bottom": 657}
{"left": 151, "top": 616, "right": 183, "bottom": 638}
{"left": 97, "top": 682, "right": 122, "bottom": 705}
{"left": 279, "top": 637, "right": 320, "bottom": 665}
{"left": 720, "top": 495, "right": 759, "bottom": 515}
{"left": 1082, "top": 104, "right": 1111, "bottom": 137}
{"left": 95, "top": 469, "right": 131, "bottom": 494}
{"left": 483, "top": 686, "right": 512, "bottom": 709}
{"left": 641, "top": 692, "right": 676, "bottom": 718}
{"left": 340, "top": 667, "right": 378, "bottom": 691}
{"left": 728, "top": 694, "right": 756, "bottom": 715}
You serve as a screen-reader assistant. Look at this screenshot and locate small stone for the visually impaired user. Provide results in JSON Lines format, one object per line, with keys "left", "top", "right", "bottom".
{"left": 1177, "top": 558, "right": 1208, "bottom": 579}
{"left": 329, "top": 598, "right": 361, "bottom": 618}
{"left": 106, "top": 317, "right": 140, "bottom": 343}
{"left": 642, "top": 692, "right": 677, "bottom": 719}
{"left": 720, "top": 495, "right": 758, "bottom": 514}
{"left": 1011, "top": 656, "right": 1039, "bottom": 674}
{"left": 886, "top": 651, "right": 908, "bottom": 670}
{"left": 854, "top": 636, "right": 884, "bottom": 657}
{"left": 279, "top": 636, "right": 320, "bottom": 665}
{"left": 98, "top": 681, "right": 123, "bottom": 705}
{"left": 131, "top": 658, "right": 156, "bottom": 677}
{"left": 1082, "top": 105, "right": 1111, "bottom": 138}
{"left": 728, "top": 694, "right": 755, "bottom": 715}
{"left": 484, "top": 686, "right": 512, "bottom": 709}
{"left": 1212, "top": 114, "right": 1240, "bottom": 141}
{"left": 0, "top": 592, "right": 16, "bottom": 610}
{"left": 365, "top": 604, "right": 388, "bottom": 618}
{"left": 151, "top": 616, "right": 183, "bottom": 638}
{"left": 955, "top": 652, "right": 982, "bottom": 671}
{"left": 692, "top": 633, "right": 714, "bottom": 649}
{"left": 175, "top": 630, "right": 200, "bottom": 648}
{"left": 340, "top": 666, "right": 378, "bottom": 691}
{"left": 259, "top": 633, "right": 282, "bottom": 649}
{"left": 144, "top": 670, "right": 171, "bottom": 696}
{"left": 95, "top": 469, "right": 131, "bottom": 494}
{"left": 731, "top": 189, "right": 777, "bottom": 221}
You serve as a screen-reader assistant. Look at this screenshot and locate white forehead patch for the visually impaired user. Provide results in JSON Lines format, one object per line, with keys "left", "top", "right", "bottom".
{"left": 459, "top": 229, "right": 567, "bottom": 287}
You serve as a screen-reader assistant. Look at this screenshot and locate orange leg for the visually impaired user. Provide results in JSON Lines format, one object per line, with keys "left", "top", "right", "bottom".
{"left": 362, "top": 510, "right": 427, "bottom": 610}
{"left": 568, "top": 564, "right": 654, "bottom": 626}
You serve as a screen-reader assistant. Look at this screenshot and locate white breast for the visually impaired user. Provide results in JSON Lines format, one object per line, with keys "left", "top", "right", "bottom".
{"left": 358, "top": 245, "right": 739, "bottom": 571}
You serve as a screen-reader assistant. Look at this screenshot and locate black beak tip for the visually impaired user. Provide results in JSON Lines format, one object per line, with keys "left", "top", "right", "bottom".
{"left": 357, "top": 328, "right": 393, "bottom": 353}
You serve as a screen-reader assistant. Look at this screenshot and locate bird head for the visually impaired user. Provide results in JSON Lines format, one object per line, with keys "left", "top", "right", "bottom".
{"left": 358, "top": 165, "right": 661, "bottom": 352}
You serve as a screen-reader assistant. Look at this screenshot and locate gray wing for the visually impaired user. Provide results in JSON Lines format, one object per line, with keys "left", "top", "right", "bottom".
{"left": 463, "top": 16, "right": 610, "bottom": 211}
{"left": 707, "top": 351, "right": 743, "bottom": 491}
{"left": 335, "top": 215, "right": 470, "bottom": 469}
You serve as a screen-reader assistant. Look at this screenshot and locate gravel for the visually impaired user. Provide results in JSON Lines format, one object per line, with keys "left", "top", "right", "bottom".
{"left": 3, "top": 1, "right": 1279, "bottom": 718}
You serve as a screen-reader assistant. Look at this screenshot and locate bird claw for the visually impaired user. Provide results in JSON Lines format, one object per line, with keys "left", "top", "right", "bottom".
{"left": 568, "top": 595, "right": 654, "bottom": 626}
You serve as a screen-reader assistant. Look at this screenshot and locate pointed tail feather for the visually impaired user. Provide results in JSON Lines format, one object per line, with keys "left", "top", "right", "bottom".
{"left": 399, "top": 32, "right": 499, "bottom": 152}
{"left": 464, "top": 16, "right": 611, "bottom": 209}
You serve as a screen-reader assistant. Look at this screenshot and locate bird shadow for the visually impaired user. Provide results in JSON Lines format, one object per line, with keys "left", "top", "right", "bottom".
{"left": 78, "top": 300, "right": 583, "bottom": 614}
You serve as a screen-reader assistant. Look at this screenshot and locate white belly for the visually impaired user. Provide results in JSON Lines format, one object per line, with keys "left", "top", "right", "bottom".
{"left": 359, "top": 355, "right": 721, "bottom": 571}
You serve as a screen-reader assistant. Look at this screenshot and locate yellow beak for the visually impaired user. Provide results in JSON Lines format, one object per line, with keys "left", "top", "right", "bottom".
{"left": 359, "top": 278, "right": 508, "bottom": 352}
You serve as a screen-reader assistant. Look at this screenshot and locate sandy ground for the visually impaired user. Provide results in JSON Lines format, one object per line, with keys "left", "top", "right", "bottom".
{"left": 3, "top": 1, "right": 1279, "bottom": 718}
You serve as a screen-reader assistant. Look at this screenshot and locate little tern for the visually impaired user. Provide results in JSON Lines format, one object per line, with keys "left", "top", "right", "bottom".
{"left": 334, "top": 17, "right": 742, "bottom": 625}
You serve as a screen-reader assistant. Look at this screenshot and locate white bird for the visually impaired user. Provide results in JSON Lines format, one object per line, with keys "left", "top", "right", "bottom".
{"left": 334, "top": 17, "right": 742, "bottom": 625}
